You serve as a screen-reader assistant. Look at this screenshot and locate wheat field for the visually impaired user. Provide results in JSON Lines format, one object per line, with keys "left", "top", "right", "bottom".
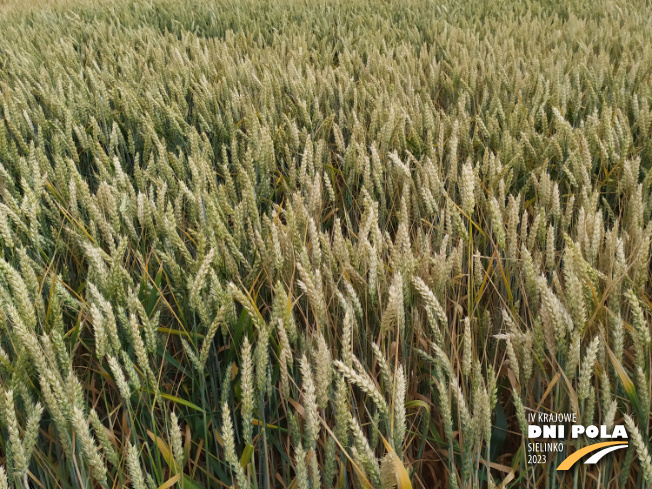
{"left": 0, "top": 0, "right": 650, "bottom": 487}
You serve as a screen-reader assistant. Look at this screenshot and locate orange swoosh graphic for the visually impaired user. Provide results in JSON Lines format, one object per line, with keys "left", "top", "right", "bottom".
{"left": 556, "top": 441, "right": 628, "bottom": 471}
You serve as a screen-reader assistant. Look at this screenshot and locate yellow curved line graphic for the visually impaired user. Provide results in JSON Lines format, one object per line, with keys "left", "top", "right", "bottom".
{"left": 556, "top": 442, "right": 628, "bottom": 471}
